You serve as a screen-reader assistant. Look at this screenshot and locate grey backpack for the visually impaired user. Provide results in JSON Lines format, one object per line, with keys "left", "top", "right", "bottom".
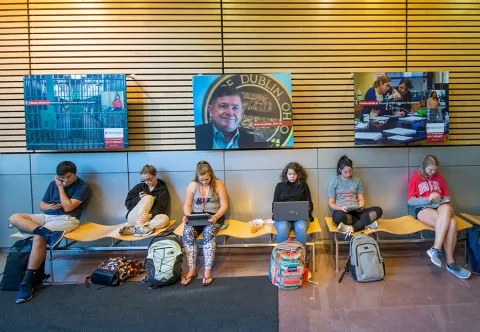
{"left": 339, "top": 234, "right": 385, "bottom": 283}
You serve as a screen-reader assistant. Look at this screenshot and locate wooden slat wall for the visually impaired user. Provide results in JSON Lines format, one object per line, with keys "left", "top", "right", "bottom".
{"left": 0, "top": 0, "right": 478, "bottom": 151}
{"left": 223, "top": 0, "right": 406, "bottom": 148}
{"left": 408, "top": 0, "right": 480, "bottom": 145}
{"left": 0, "top": 0, "right": 29, "bottom": 152}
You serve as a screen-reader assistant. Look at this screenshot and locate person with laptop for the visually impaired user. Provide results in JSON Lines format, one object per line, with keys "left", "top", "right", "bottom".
{"left": 407, "top": 155, "right": 470, "bottom": 279}
{"left": 120, "top": 165, "right": 171, "bottom": 237}
{"left": 328, "top": 155, "right": 382, "bottom": 236}
{"left": 272, "top": 162, "right": 313, "bottom": 247}
{"left": 180, "top": 161, "right": 228, "bottom": 286}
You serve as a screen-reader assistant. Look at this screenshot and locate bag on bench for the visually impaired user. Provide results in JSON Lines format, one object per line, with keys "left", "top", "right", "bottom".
{"left": 1, "top": 238, "right": 50, "bottom": 291}
{"left": 144, "top": 231, "right": 183, "bottom": 289}
{"left": 86, "top": 257, "right": 144, "bottom": 287}
{"left": 339, "top": 234, "right": 385, "bottom": 283}
{"left": 269, "top": 239, "right": 306, "bottom": 289}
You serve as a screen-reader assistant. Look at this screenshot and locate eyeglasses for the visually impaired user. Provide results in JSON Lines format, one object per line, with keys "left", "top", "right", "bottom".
{"left": 141, "top": 177, "right": 155, "bottom": 183}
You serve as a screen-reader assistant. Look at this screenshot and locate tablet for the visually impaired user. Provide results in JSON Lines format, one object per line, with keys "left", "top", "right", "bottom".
{"left": 345, "top": 205, "right": 360, "bottom": 212}
{"left": 186, "top": 214, "right": 210, "bottom": 220}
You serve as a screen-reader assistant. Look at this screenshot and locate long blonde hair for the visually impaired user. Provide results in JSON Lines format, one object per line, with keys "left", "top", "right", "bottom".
{"left": 373, "top": 75, "right": 391, "bottom": 88}
{"left": 194, "top": 160, "right": 218, "bottom": 195}
{"left": 419, "top": 155, "right": 439, "bottom": 179}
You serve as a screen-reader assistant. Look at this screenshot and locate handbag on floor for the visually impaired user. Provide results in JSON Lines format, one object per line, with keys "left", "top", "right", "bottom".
{"left": 338, "top": 233, "right": 385, "bottom": 283}
{"left": 1, "top": 237, "right": 50, "bottom": 291}
{"left": 86, "top": 257, "right": 144, "bottom": 287}
{"left": 269, "top": 239, "right": 306, "bottom": 289}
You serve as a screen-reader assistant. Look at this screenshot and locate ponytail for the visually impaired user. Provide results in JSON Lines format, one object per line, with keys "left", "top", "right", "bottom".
{"left": 337, "top": 155, "right": 353, "bottom": 175}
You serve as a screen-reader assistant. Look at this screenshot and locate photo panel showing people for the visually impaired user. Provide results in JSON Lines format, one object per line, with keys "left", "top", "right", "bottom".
{"left": 193, "top": 73, "right": 294, "bottom": 150}
{"left": 353, "top": 72, "right": 449, "bottom": 145}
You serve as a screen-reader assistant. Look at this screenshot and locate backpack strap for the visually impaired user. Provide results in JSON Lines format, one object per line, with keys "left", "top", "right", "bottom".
{"left": 338, "top": 255, "right": 350, "bottom": 283}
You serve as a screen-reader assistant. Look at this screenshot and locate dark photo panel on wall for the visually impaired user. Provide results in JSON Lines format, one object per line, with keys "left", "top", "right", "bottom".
{"left": 353, "top": 72, "right": 449, "bottom": 146}
{"left": 192, "top": 73, "right": 294, "bottom": 150}
{"left": 23, "top": 74, "right": 128, "bottom": 151}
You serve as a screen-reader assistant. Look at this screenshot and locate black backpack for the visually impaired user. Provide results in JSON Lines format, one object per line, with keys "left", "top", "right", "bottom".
{"left": 144, "top": 231, "right": 183, "bottom": 289}
{"left": 1, "top": 238, "right": 50, "bottom": 291}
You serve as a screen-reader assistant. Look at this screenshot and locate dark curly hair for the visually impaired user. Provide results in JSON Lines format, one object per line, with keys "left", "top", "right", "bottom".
{"left": 280, "top": 162, "right": 307, "bottom": 184}
{"left": 336, "top": 155, "right": 353, "bottom": 175}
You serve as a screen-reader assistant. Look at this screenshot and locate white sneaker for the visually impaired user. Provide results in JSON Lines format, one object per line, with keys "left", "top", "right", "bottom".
{"left": 337, "top": 222, "right": 354, "bottom": 237}
{"left": 365, "top": 221, "right": 379, "bottom": 230}
{"left": 133, "top": 225, "right": 154, "bottom": 237}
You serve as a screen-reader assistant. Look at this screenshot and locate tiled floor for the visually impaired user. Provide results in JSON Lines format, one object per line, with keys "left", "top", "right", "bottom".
{"left": 1, "top": 244, "right": 479, "bottom": 332}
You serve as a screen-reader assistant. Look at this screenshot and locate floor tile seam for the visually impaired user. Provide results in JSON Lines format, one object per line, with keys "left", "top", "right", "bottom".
{"left": 341, "top": 301, "right": 479, "bottom": 313}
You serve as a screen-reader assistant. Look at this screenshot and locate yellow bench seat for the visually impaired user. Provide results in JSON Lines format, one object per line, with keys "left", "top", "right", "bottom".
{"left": 10, "top": 219, "right": 176, "bottom": 243}
{"left": 174, "top": 218, "right": 320, "bottom": 239}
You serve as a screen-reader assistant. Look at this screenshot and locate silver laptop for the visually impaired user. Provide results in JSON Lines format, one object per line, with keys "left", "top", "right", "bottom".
{"left": 273, "top": 201, "right": 309, "bottom": 221}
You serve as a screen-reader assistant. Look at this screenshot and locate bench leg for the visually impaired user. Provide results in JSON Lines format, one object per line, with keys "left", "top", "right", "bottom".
{"left": 335, "top": 233, "right": 339, "bottom": 272}
{"left": 312, "top": 238, "right": 316, "bottom": 274}
{"left": 330, "top": 232, "right": 334, "bottom": 255}
{"left": 48, "top": 247, "right": 54, "bottom": 283}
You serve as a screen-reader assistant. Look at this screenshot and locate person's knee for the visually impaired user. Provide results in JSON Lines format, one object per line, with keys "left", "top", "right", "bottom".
{"left": 332, "top": 212, "right": 347, "bottom": 225}
{"left": 182, "top": 227, "right": 196, "bottom": 245}
{"left": 8, "top": 213, "right": 22, "bottom": 225}
{"left": 369, "top": 207, "right": 383, "bottom": 220}
{"left": 296, "top": 221, "right": 308, "bottom": 232}
{"left": 150, "top": 214, "right": 169, "bottom": 228}
{"left": 141, "top": 195, "right": 155, "bottom": 203}
{"left": 276, "top": 222, "right": 290, "bottom": 232}
{"left": 449, "top": 217, "right": 457, "bottom": 227}
{"left": 32, "top": 235, "right": 46, "bottom": 248}
{"left": 438, "top": 204, "right": 453, "bottom": 216}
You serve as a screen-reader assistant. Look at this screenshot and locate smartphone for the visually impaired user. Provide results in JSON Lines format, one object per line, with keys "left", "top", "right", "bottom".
{"left": 220, "top": 224, "right": 229, "bottom": 230}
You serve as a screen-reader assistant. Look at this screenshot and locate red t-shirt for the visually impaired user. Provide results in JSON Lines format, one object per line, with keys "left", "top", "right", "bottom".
{"left": 112, "top": 100, "right": 123, "bottom": 109}
{"left": 407, "top": 170, "right": 450, "bottom": 200}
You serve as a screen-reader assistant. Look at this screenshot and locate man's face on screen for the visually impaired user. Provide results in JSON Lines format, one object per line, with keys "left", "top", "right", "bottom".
{"left": 208, "top": 95, "right": 244, "bottom": 134}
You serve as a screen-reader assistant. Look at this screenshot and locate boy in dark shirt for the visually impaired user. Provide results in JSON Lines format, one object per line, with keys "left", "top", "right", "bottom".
{"left": 9, "top": 161, "right": 91, "bottom": 303}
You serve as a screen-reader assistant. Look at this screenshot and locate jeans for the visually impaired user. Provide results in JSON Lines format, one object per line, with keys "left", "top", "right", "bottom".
{"left": 274, "top": 220, "right": 309, "bottom": 246}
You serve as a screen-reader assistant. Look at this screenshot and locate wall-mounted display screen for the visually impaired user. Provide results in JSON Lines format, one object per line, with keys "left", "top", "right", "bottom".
{"left": 193, "top": 73, "right": 294, "bottom": 150}
{"left": 354, "top": 72, "right": 449, "bottom": 145}
{"left": 24, "top": 74, "right": 128, "bottom": 150}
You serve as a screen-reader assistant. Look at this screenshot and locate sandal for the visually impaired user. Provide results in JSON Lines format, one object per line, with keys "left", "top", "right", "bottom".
{"left": 181, "top": 273, "right": 197, "bottom": 287}
{"left": 202, "top": 275, "right": 214, "bottom": 286}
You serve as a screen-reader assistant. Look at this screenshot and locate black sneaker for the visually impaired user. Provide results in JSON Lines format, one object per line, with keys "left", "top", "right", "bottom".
{"left": 46, "top": 230, "right": 65, "bottom": 249}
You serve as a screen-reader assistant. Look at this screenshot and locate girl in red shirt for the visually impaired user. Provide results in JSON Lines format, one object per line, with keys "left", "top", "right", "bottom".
{"left": 407, "top": 155, "right": 470, "bottom": 279}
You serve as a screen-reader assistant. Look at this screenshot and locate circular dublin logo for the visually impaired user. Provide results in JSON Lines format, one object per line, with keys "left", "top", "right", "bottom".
{"left": 202, "top": 74, "right": 293, "bottom": 147}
